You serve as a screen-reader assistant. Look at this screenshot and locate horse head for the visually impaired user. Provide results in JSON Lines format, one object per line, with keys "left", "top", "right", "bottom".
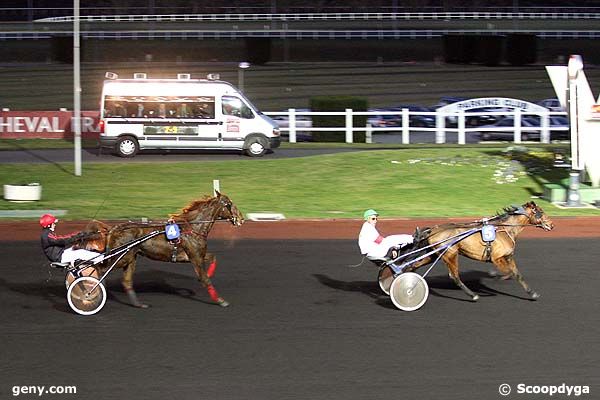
{"left": 172, "top": 192, "right": 244, "bottom": 227}
{"left": 521, "top": 201, "right": 554, "bottom": 231}
{"left": 214, "top": 191, "right": 244, "bottom": 226}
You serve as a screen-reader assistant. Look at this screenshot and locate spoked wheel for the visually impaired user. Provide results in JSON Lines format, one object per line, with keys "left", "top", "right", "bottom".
{"left": 377, "top": 266, "right": 394, "bottom": 295}
{"left": 67, "top": 277, "right": 107, "bottom": 316}
{"left": 65, "top": 266, "right": 99, "bottom": 288}
{"left": 389, "top": 272, "right": 429, "bottom": 312}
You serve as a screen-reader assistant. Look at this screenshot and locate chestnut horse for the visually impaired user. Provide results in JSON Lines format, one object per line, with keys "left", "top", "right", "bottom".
{"left": 98, "top": 192, "right": 243, "bottom": 308}
{"left": 405, "top": 201, "right": 554, "bottom": 301}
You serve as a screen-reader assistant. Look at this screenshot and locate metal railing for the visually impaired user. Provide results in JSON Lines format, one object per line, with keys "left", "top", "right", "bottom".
{"left": 264, "top": 108, "right": 569, "bottom": 144}
{"left": 2, "top": 29, "right": 600, "bottom": 41}
{"left": 34, "top": 12, "right": 600, "bottom": 23}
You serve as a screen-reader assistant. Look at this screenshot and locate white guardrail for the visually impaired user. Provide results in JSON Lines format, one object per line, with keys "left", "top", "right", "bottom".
{"left": 264, "top": 109, "right": 569, "bottom": 144}
{"left": 36, "top": 12, "right": 600, "bottom": 23}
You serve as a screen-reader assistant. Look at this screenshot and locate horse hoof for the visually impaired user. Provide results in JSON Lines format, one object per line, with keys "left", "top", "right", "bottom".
{"left": 530, "top": 292, "right": 540, "bottom": 300}
{"left": 218, "top": 298, "right": 230, "bottom": 307}
{"left": 471, "top": 295, "right": 479, "bottom": 302}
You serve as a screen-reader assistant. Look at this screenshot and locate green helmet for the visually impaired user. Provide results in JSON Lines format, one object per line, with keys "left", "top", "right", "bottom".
{"left": 363, "top": 209, "right": 379, "bottom": 220}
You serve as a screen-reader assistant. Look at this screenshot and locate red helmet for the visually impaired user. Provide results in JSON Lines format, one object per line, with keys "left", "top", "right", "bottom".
{"left": 39, "top": 214, "right": 57, "bottom": 228}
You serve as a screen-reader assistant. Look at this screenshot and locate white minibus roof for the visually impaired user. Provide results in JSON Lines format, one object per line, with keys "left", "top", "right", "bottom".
{"left": 102, "top": 79, "right": 239, "bottom": 97}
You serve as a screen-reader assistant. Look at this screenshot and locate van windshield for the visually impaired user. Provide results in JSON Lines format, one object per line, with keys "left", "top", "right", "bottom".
{"left": 103, "top": 95, "right": 215, "bottom": 119}
{"left": 222, "top": 96, "right": 255, "bottom": 119}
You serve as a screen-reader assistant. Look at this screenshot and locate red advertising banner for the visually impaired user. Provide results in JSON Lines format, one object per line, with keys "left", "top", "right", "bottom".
{"left": 0, "top": 111, "right": 101, "bottom": 139}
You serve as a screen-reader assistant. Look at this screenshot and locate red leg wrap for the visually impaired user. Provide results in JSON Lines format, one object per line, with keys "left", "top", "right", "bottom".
{"left": 207, "top": 261, "right": 217, "bottom": 278}
{"left": 207, "top": 284, "right": 220, "bottom": 302}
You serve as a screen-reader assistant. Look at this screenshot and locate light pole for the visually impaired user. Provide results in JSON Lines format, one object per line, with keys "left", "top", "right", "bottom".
{"left": 238, "top": 62, "right": 250, "bottom": 92}
{"left": 73, "top": 0, "right": 82, "bottom": 176}
{"left": 566, "top": 54, "right": 583, "bottom": 207}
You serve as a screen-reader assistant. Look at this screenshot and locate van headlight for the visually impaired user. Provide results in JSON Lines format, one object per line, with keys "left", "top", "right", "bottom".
{"left": 273, "top": 128, "right": 280, "bottom": 136}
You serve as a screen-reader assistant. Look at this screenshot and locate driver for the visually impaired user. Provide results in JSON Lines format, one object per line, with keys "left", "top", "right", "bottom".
{"left": 40, "top": 214, "right": 104, "bottom": 265}
{"left": 358, "top": 209, "right": 413, "bottom": 259}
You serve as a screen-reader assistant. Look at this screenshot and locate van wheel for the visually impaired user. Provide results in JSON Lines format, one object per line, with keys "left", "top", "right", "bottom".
{"left": 245, "top": 137, "right": 267, "bottom": 157}
{"left": 115, "top": 136, "right": 139, "bottom": 158}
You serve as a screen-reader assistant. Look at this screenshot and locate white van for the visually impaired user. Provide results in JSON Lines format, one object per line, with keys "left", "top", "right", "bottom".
{"left": 98, "top": 73, "right": 280, "bottom": 157}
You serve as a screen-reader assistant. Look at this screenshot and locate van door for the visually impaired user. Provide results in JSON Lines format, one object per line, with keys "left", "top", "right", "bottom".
{"left": 220, "top": 95, "right": 257, "bottom": 147}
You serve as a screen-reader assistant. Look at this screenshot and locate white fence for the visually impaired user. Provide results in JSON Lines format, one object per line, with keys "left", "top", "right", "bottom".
{"left": 264, "top": 108, "right": 569, "bottom": 144}
{"left": 37, "top": 12, "right": 600, "bottom": 23}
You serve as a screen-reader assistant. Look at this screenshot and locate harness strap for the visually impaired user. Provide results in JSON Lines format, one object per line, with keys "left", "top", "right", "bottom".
{"left": 498, "top": 228, "right": 516, "bottom": 245}
{"left": 170, "top": 238, "right": 181, "bottom": 262}
{"left": 483, "top": 242, "right": 492, "bottom": 262}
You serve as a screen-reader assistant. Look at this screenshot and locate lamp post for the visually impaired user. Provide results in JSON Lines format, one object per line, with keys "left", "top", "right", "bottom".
{"left": 73, "top": 0, "right": 82, "bottom": 176}
{"left": 566, "top": 54, "right": 583, "bottom": 207}
{"left": 238, "top": 62, "right": 250, "bottom": 92}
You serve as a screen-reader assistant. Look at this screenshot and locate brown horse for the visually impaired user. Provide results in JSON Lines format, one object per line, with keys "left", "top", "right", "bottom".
{"left": 100, "top": 192, "right": 243, "bottom": 308}
{"left": 80, "top": 218, "right": 222, "bottom": 275}
{"left": 405, "top": 201, "right": 554, "bottom": 301}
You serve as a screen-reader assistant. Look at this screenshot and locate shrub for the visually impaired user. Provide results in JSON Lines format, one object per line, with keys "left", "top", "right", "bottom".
{"left": 309, "top": 96, "right": 368, "bottom": 142}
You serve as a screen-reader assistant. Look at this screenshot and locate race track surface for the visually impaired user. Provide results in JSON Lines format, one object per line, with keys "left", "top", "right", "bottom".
{"left": 1, "top": 238, "right": 598, "bottom": 399}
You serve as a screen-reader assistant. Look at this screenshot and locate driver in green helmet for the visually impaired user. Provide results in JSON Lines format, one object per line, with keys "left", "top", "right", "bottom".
{"left": 358, "top": 209, "right": 413, "bottom": 259}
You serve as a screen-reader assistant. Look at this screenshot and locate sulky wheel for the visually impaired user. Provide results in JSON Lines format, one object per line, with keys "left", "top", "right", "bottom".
{"left": 65, "top": 266, "right": 99, "bottom": 289}
{"left": 389, "top": 272, "right": 429, "bottom": 312}
{"left": 377, "top": 266, "right": 394, "bottom": 295}
{"left": 67, "top": 276, "right": 107, "bottom": 316}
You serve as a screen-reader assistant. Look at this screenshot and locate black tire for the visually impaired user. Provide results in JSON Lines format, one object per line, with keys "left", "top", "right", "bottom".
{"left": 115, "top": 136, "right": 139, "bottom": 158}
{"left": 244, "top": 137, "right": 268, "bottom": 157}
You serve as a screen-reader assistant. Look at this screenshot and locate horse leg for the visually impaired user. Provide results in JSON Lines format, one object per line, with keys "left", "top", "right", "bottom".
{"left": 204, "top": 252, "right": 217, "bottom": 278}
{"left": 444, "top": 251, "right": 479, "bottom": 301}
{"left": 184, "top": 246, "right": 229, "bottom": 307}
{"left": 121, "top": 257, "right": 149, "bottom": 309}
{"left": 493, "top": 255, "right": 540, "bottom": 300}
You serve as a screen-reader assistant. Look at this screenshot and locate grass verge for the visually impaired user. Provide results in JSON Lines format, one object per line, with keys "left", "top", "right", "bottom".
{"left": 1, "top": 146, "right": 598, "bottom": 220}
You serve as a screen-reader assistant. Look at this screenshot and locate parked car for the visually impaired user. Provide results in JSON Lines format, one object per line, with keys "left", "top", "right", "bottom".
{"left": 477, "top": 117, "right": 543, "bottom": 141}
{"left": 432, "top": 96, "right": 468, "bottom": 126}
{"left": 523, "top": 116, "right": 570, "bottom": 140}
{"left": 270, "top": 109, "right": 312, "bottom": 141}
{"left": 537, "top": 98, "right": 565, "bottom": 112}
{"left": 367, "top": 108, "right": 400, "bottom": 128}
{"left": 433, "top": 96, "right": 468, "bottom": 109}
{"left": 368, "top": 105, "right": 435, "bottom": 128}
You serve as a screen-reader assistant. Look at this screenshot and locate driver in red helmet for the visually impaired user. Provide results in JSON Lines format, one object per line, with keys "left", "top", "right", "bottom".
{"left": 40, "top": 214, "right": 104, "bottom": 265}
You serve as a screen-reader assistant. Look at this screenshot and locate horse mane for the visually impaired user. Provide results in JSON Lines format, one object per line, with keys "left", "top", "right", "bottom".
{"left": 169, "top": 195, "right": 215, "bottom": 221}
{"left": 494, "top": 205, "right": 520, "bottom": 219}
{"left": 422, "top": 202, "right": 531, "bottom": 238}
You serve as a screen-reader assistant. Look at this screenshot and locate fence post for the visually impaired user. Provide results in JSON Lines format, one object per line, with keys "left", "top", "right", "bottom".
{"left": 457, "top": 110, "right": 465, "bottom": 144}
{"left": 288, "top": 108, "right": 296, "bottom": 143}
{"left": 435, "top": 112, "right": 445, "bottom": 144}
{"left": 345, "top": 108, "right": 353, "bottom": 143}
{"left": 514, "top": 109, "right": 521, "bottom": 143}
{"left": 366, "top": 123, "right": 372, "bottom": 144}
{"left": 402, "top": 108, "right": 410, "bottom": 144}
{"left": 540, "top": 112, "right": 550, "bottom": 143}
{"left": 436, "top": 112, "right": 446, "bottom": 143}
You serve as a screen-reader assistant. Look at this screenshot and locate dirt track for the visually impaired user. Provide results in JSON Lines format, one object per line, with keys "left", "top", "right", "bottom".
{"left": 1, "top": 215, "right": 599, "bottom": 241}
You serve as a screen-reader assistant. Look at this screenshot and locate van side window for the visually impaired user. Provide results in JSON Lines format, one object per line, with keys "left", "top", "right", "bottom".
{"left": 103, "top": 96, "right": 215, "bottom": 119}
{"left": 222, "top": 96, "right": 254, "bottom": 119}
